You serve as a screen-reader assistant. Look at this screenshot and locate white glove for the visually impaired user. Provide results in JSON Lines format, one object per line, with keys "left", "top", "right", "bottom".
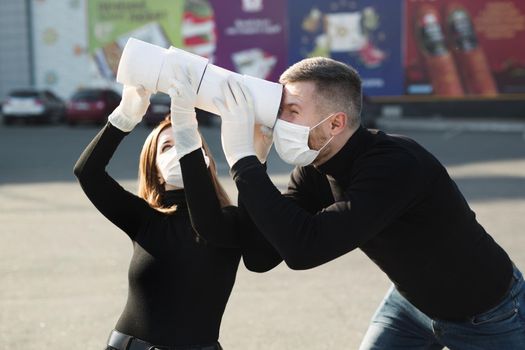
{"left": 108, "top": 85, "right": 151, "bottom": 132}
{"left": 213, "top": 76, "right": 256, "bottom": 168}
{"left": 254, "top": 124, "right": 273, "bottom": 163}
{"left": 168, "top": 64, "right": 201, "bottom": 158}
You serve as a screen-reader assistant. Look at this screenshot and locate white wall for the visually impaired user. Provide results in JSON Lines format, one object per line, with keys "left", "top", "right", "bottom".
{"left": 31, "top": 0, "right": 117, "bottom": 100}
{"left": 0, "top": 0, "right": 32, "bottom": 100}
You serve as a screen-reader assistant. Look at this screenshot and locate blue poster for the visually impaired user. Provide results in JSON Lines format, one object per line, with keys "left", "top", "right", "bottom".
{"left": 287, "top": 0, "right": 404, "bottom": 96}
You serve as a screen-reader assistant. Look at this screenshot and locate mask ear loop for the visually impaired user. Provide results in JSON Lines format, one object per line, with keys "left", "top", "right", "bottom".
{"left": 310, "top": 112, "right": 337, "bottom": 130}
{"left": 309, "top": 113, "right": 337, "bottom": 152}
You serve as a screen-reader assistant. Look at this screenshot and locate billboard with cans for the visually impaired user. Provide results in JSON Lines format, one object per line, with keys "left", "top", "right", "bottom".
{"left": 405, "top": 0, "right": 525, "bottom": 97}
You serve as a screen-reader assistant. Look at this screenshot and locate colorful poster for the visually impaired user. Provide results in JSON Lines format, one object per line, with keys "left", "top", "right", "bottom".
{"left": 87, "top": 0, "right": 185, "bottom": 80}
{"left": 287, "top": 0, "right": 404, "bottom": 96}
{"left": 405, "top": 0, "right": 525, "bottom": 96}
{"left": 209, "top": 0, "right": 288, "bottom": 82}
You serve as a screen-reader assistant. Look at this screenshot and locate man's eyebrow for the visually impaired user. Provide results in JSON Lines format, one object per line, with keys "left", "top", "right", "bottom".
{"left": 283, "top": 102, "right": 301, "bottom": 109}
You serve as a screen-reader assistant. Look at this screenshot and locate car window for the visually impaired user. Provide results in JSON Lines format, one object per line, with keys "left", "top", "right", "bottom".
{"left": 72, "top": 90, "right": 104, "bottom": 101}
{"left": 10, "top": 91, "right": 39, "bottom": 98}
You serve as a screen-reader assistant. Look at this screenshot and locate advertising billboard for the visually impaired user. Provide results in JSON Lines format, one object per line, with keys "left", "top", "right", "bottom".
{"left": 87, "top": 0, "right": 184, "bottom": 81}
{"left": 87, "top": 0, "right": 288, "bottom": 83}
{"left": 209, "top": 0, "right": 288, "bottom": 82}
{"left": 405, "top": 0, "right": 525, "bottom": 97}
{"left": 287, "top": 0, "right": 404, "bottom": 96}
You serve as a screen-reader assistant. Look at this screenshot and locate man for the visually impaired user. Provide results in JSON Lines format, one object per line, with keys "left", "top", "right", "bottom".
{"left": 213, "top": 57, "right": 525, "bottom": 349}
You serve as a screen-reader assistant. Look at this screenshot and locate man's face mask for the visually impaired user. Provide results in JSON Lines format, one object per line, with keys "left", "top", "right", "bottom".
{"left": 157, "top": 147, "right": 210, "bottom": 188}
{"left": 273, "top": 113, "right": 335, "bottom": 166}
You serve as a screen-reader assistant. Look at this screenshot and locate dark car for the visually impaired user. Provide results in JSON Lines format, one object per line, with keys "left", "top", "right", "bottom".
{"left": 144, "top": 92, "right": 171, "bottom": 127}
{"left": 66, "top": 88, "right": 121, "bottom": 126}
{"left": 144, "top": 92, "right": 218, "bottom": 128}
{"left": 2, "top": 89, "right": 66, "bottom": 125}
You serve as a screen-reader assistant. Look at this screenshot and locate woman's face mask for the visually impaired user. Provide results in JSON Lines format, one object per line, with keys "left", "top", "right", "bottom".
{"left": 156, "top": 146, "right": 209, "bottom": 188}
{"left": 273, "top": 113, "right": 335, "bottom": 166}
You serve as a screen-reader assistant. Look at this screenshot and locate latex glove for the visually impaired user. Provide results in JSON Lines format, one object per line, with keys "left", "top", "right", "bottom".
{"left": 108, "top": 85, "right": 151, "bottom": 132}
{"left": 254, "top": 123, "right": 273, "bottom": 163}
{"left": 168, "top": 64, "right": 201, "bottom": 157}
{"left": 213, "top": 76, "right": 256, "bottom": 168}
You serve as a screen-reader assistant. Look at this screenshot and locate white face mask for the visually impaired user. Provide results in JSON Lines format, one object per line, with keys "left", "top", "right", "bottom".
{"left": 273, "top": 113, "right": 335, "bottom": 166}
{"left": 156, "top": 147, "right": 210, "bottom": 188}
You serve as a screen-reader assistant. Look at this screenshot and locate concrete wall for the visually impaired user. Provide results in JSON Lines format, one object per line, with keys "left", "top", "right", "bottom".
{"left": 0, "top": 0, "right": 32, "bottom": 100}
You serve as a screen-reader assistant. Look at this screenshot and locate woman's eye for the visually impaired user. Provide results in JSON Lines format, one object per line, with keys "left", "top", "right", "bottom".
{"left": 161, "top": 145, "right": 172, "bottom": 153}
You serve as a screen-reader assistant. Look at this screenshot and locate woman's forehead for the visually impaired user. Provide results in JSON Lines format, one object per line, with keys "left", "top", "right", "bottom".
{"left": 157, "top": 128, "right": 173, "bottom": 144}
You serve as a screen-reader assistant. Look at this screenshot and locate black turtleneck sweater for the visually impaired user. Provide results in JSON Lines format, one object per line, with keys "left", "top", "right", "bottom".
{"left": 231, "top": 126, "right": 513, "bottom": 320}
{"left": 73, "top": 123, "right": 281, "bottom": 346}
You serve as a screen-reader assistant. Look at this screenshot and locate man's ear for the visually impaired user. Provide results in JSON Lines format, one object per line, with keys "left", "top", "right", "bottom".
{"left": 330, "top": 112, "right": 347, "bottom": 135}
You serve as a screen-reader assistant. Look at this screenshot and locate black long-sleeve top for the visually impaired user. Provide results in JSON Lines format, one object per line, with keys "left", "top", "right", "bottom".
{"left": 73, "top": 123, "right": 281, "bottom": 346}
{"left": 231, "top": 126, "right": 513, "bottom": 320}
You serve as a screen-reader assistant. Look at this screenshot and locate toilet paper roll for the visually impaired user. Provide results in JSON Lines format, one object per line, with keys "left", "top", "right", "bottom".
{"left": 117, "top": 38, "right": 209, "bottom": 94}
{"left": 242, "top": 75, "right": 283, "bottom": 128}
{"left": 196, "top": 64, "right": 282, "bottom": 128}
{"left": 195, "top": 63, "right": 237, "bottom": 116}
{"left": 157, "top": 46, "right": 208, "bottom": 94}
{"left": 117, "top": 38, "right": 282, "bottom": 128}
{"left": 116, "top": 38, "right": 167, "bottom": 92}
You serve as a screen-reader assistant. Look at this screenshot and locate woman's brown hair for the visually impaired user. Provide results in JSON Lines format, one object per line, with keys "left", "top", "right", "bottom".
{"left": 137, "top": 117, "right": 230, "bottom": 213}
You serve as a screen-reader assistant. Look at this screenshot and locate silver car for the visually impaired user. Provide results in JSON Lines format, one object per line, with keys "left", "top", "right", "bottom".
{"left": 2, "top": 89, "right": 65, "bottom": 125}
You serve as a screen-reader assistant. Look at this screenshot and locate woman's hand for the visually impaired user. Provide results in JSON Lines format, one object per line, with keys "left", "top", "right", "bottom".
{"left": 108, "top": 85, "right": 152, "bottom": 132}
{"left": 168, "top": 64, "right": 202, "bottom": 158}
{"left": 213, "top": 76, "right": 256, "bottom": 168}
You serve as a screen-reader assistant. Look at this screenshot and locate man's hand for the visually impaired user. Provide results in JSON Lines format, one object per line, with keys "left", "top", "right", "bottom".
{"left": 254, "top": 124, "right": 273, "bottom": 163}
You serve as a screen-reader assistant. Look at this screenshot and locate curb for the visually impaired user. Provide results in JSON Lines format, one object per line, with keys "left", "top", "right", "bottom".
{"left": 375, "top": 116, "right": 525, "bottom": 133}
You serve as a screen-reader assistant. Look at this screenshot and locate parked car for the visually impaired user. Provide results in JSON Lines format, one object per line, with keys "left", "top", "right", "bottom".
{"left": 2, "top": 89, "right": 66, "bottom": 125}
{"left": 66, "top": 88, "right": 121, "bottom": 125}
{"left": 144, "top": 92, "right": 171, "bottom": 127}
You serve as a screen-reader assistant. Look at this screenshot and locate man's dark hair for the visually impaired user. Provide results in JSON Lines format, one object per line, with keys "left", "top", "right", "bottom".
{"left": 279, "top": 57, "right": 362, "bottom": 129}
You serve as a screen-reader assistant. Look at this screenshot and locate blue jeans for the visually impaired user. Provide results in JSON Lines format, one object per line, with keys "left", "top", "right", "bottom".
{"left": 359, "top": 265, "right": 525, "bottom": 350}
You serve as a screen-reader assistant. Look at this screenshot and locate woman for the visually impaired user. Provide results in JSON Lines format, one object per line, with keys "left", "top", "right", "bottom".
{"left": 73, "top": 68, "right": 281, "bottom": 349}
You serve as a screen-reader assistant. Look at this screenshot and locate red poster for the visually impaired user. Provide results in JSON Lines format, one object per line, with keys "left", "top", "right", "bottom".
{"left": 405, "top": 0, "right": 525, "bottom": 96}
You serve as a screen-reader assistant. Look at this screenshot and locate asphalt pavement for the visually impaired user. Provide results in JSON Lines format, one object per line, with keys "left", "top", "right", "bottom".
{"left": 0, "top": 118, "right": 524, "bottom": 349}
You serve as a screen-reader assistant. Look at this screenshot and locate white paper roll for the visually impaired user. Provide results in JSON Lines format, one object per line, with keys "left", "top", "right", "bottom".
{"left": 157, "top": 46, "right": 208, "bottom": 94}
{"left": 195, "top": 64, "right": 238, "bottom": 116}
{"left": 116, "top": 38, "right": 167, "bottom": 92}
{"left": 116, "top": 38, "right": 282, "bottom": 128}
{"left": 196, "top": 64, "right": 282, "bottom": 128}
{"left": 242, "top": 75, "right": 283, "bottom": 128}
